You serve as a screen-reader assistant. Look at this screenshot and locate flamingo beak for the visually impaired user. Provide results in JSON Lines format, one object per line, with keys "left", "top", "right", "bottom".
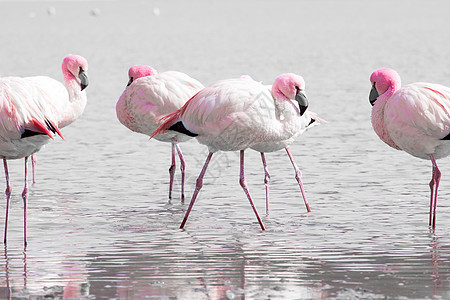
{"left": 78, "top": 69, "right": 89, "bottom": 91}
{"left": 295, "top": 90, "right": 308, "bottom": 116}
{"left": 369, "top": 82, "right": 378, "bottom": 106}
{"left": 127, "top": 77, "right": 134, "bottom": 87}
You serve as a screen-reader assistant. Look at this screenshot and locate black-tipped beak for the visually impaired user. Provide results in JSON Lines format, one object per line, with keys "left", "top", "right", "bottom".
{"left": 79, "top": 70, "right": 89, "bottom": 91}
{"left": 295, "top": 90, "right": 308, "bottom": 116}
{"left": 369, "top": 83, "right": 378, "bottom": 106}
{"left": 127, "top": 77, "right": 133, "bottom": 87}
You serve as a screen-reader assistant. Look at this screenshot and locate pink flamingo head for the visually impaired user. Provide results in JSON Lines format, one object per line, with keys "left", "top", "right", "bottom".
{"left": 272, "top": 73, "right": 308, "bottom": 116}
{"left": 369, "top": 68, "right": 401, "bottom": 106}
{"left": 62, "top": 54, "right": 89, "bottom": 91}
{"left": 127, "top": 65, "right": 158, "bottom": 86}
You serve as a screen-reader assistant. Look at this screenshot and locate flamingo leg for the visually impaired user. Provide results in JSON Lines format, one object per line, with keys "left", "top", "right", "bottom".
{"left": 168, "top": 142, "right": 176, "bottom": 200}
{"left": 22, "top": 157, "right": 29, "bottom": 246}
{"left": 240, "top": 150, "right": 265, "bottom": 230}
{"left": 429, "top": 155, "right": 441, "bottom": 228}
{"left": 3, "top": 159, "right": 11, "bottom": 244}
{"left": 429, "top": 161, "right": 435, "bottom": 226}
{"left": 31, "top": 154, "right": 36, "bottom": 184}
{"left": 260, "top": 152, "right": 270, "bottom": 215}
{"left": 180, "top": 152, "right": 213, "bottom": 229}
{"left": 285, "top": 147, "right": 311, "bottom": 212}
{"left": 173, "top": 137, "right": 186, "bottom": 201}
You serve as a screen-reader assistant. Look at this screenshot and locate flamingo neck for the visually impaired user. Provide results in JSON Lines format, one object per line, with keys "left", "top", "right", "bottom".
{"left": 270, "top": 89, "right": 304, "bottom": 141}
{"left": 272, "top": 89, "right": 300, "bottom": 121}
{"left": 60, "top": 68, "right": 87, "bottom": 128}
{"left": 371, "top": 85, "right": 400, "bottom": 149}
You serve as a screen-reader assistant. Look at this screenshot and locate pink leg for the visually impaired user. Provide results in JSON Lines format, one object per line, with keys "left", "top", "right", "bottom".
{"left": 3, "top": 159, "right": 11, "bottom": 244}
{"left": 285, "top": 147, "right": 311, "bottom": 212}
{"left": 240, "top": 150, "right": 265, "bottom": 230}
{"left": 168, "top": 143, "right": 176, "bottom": 200}
{"left": 180, "top": 152, "right": 213, "bottom": 229}
{"left": 173, "top": 137, "right": 186, "bottom": 201}
{"left": 260, "top": 152, "right": 270, "bottom": 215}
{"left": 31, "top": 154, "right": 36, "bottom": 184}
{"left": 23, "top": 157, "right": 29, "bottom": 246}
{"left": 429, "top": 155, "right": 441, "bottom": 228}
{"left": 429, "top": 161, "right": 435, "bottom": 226}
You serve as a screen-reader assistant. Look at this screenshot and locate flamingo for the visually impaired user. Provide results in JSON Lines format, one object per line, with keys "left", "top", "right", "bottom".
{"left": 152, "top": 73, "right": 315, "bottom": 230}
{"left": 369, "top": 68, "right": 450, "bottom": 228}
{"left": 116, "top": 65, "right": 204, "bottom": 200}
{"left": 1, "top": 54, "right": 89, "bottom": 245}
{"left": 239, "top": 75, "right": 321, "bottom": 214}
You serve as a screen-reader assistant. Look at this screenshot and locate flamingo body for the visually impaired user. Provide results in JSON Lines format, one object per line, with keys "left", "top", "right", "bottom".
{"left": 117, "top": 70, "right": 203, "bottom": 143}
{"left": 384, "top": 83, "right": 450, "bottom": 159}
{"left": 369, "top": 68, "right": 450, "bottom": 228}
{"left": 160, "top": 77, "right": 313, "bottom": 153}
{"left": 0, "top": 77, "right": 63, "bottom": 159}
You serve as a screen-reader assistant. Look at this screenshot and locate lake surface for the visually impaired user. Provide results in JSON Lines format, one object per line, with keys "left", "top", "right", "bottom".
{"left": 0, "top": 0, "right": 450, "bottom": 299}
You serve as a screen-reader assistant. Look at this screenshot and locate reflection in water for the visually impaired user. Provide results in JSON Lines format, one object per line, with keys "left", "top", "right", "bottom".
{"left": 2, "top": 232, "right": 450, "bottom": 299}
{"left": 1, "top": 245, "right": 90, "bottom": 299}
{"left": 430, "top": 232, "right": 441, "bottom": 297}
{"left": 2, "top": 245, "right": 12, "bottom": 300}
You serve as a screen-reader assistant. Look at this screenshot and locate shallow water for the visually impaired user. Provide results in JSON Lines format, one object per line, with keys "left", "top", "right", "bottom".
{"left": 0, "top": 0, "right": 450, "bottom": 299}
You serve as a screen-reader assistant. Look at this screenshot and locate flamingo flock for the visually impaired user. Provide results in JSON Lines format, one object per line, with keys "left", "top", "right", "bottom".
{"left": 1, "top": 54, "right": 449, "bottom": 245}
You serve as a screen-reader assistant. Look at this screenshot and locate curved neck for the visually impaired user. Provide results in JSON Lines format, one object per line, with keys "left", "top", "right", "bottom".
{"left": 269, "top": 89, "right": 304, "bottom": 142}
{"left": 63, "top": 68, "right": 80, "bottom": 93}
{"left": 371, "top": 84, "right": 400, "bottom": 149}
{"left": 60, "top": 69, "right": 87, "bottom": 128}
{"left": 271, "top": 89, "right": 298, "bottom": 120}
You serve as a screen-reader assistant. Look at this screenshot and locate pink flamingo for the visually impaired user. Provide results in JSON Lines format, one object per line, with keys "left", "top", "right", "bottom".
{"left": 116, "top": 65, "right": 204, "bottom": 200}
{"left": 1, "top": 54, "right": 89, "bottom": 245}
{"left": 239, "top": 75, "right": 320, "bottom": 213}
{"left": 152, "top": 73, "right": 314, "bottom": 230}
{"left": 369, "top": 68, "right": 450, "bottom": 228}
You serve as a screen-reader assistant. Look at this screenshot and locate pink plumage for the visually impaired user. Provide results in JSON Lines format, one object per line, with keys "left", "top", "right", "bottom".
{"left": 0, "top": 54, "right": 89, "bottom": 246}
{"left": 369, "top": 68, "right": 450, "bottom": 228}
{"left": 153, "top": 73, "right": 319, "bottom": 230}
{"left": 116, "top": 65, "right": 204, "bottom": 200}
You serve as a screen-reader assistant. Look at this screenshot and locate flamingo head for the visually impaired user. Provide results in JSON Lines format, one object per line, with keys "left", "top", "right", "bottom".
{"left": 127, "top": 65, "right": 158, "bottom": 86}
{"left": 272, "top": 73, "right": 308, "bottom": 116}
{"left": 62, "top": 54, "right": 89, "bottom": 91}
{"left": 369, "top": 68, "right": 401, "bottom": 106}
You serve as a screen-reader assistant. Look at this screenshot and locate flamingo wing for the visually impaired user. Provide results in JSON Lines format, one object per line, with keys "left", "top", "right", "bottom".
{"left": 385, "top": 82, "right": 450, "bottom": 157}
{"left": 117, "top": 71, "right": 204, "bottom": 136}
{"left": 178, "top": 79, "right": 270, "bottom": 133}
{"left": 0, "top": 77, "right": 64, "bottom": 140}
